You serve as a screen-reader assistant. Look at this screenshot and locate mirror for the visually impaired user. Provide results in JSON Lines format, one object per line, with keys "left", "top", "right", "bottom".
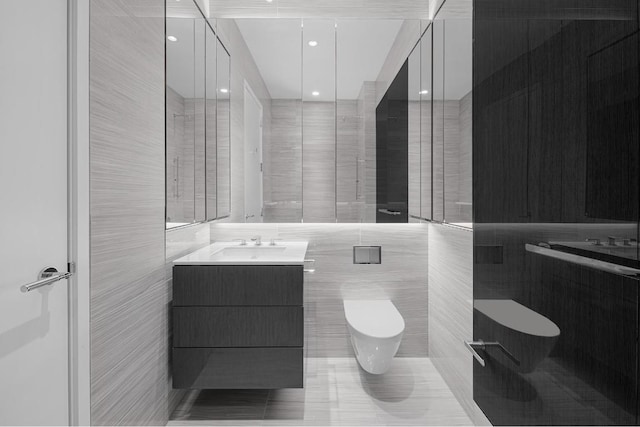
{"left": 166, "top": 0, "right": 232, "bottom": 229}
{"left": 214, "top": 15, "right": 471, "bottom": 226}
{"left": 205, "top": 26, "right": 217, "bottom": 221}
{"left": 434, "top": 1, "right": 473, "bottom": 227}
{"left": 420, "top": 25, "right": 433, "bottom": 222}
{"left": 335, "top": 19, "right": 409, "bottom": 223}
{"left": 166, "top": 1, "right": 206, "bottom": 228}
{"left": 232, "top": 18, "right": 423, "bottom": 223}
{"left": 217, "top": 40, "right": 231, "bottom": 219}
{"left": 303, "top": 19, "right": 336, "bottom": 223}
{"left": 237, "top": 19, "right": 303, "bottom": 223}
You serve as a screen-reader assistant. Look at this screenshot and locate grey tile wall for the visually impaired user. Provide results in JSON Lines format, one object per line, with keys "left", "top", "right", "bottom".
{"left": 210, "top": 223, "right": 429, "bottom": 357}
{"left": 360, "top": 82, "right": 378, "bottom": 223}
{"left": 303, "top": 102, "right": 337, "bottom": 222}
{"left": 409, "top": 100, "right": 421, "bottom": 221}
{"left": 421, "top": 99, "right": 433, "bottom": 219}
{"left": 89, "top": 0, "right": 173, "bottom": 424}
{"left": 267, "top": 96, "right": 375, "bottom": 223}
{"left": 428, "top": 223, "right": 490, "bottom": 425}
{"left": 443, "top": 100, "right": 461, "bottom": 223}
{"left": 337, "top": 100, "right": 363, "bottom": 222}
{"left": 458, "top": 91, "right": 472, "bottom": 219}
{"left": 266, "top": 100, "right": 303, "bottom": 222}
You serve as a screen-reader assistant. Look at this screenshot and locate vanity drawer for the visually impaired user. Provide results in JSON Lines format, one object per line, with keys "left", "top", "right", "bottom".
{"left": 173, "top": 306, "right": 303, "bottom": 347}
{"left": 173, "top": 347, "right": 303, "bottom": 389}
{"left": 173, "top": 265, "right": 303, "bottom": 306}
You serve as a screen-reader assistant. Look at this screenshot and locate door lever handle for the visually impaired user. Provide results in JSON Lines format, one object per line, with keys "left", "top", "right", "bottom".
{"left": 21, "top": 267, "right": 72, "bottom": 293}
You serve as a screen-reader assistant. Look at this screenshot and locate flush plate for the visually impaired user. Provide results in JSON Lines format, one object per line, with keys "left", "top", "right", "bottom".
{"left": 353, "top": 246, "right": 381, "bottom": 264}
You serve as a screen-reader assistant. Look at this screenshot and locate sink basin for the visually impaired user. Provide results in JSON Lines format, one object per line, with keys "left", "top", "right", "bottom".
{"left": 173, "top": 241, "right": 309, "bottom": 265}
{"left": 217, "top": 246, "right": 286, "bottom": 259}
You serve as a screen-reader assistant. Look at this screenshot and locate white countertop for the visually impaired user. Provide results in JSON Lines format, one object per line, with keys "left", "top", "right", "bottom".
{"left": 173, "top": 241, "right": 309, "bottom": 265}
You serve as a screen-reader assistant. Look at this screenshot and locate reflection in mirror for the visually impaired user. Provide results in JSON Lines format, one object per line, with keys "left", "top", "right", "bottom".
{"left": 303, "top": 20, "right": 336, "bottom": 223}
{"left": 336, "top": 20, "right": 405, "bottom": 223}
{"left": 205, "top": 26, "right": 217, "bottom": 221}
{"left": 231, "top": 18, "right": 430, "bottom": 224}
{"left": 442, "top": 10, "right": 472, "bottom": 227}
{"left": 408, "top": 41, "right": 421, "bottom": 222}
{"left": 166, "top": 0, "right": 207, "bottom": 228}
{"left": 432, "top": 19, "right": 445, "bottom": 223}
{"left": 235, "top": 19, "right": 303, "bottom": 222}
{"left": 217, "top": 40, "right": 231, "bottom": 219}
{"left": 420, "top": 26, "right": 433, "bottom": 221}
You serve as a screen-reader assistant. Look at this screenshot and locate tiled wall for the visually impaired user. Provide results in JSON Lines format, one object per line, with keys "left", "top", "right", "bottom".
{"left": 90, "top": 1, "right": 212, "bottom": 424}
{"left": 210, "top": 223, "right": 429, "bottom": 357}
{"left": 359, "top": 82, "right": 378, "bottom": 223}
{"left": 303, "top": 102, "right": 337, "bottom": 222}
{"left": 265, "top": 99, "right": 371, "bottom": 223}
{"left": 428, "top": 223, "right": 490, "bottom": 425}
{"left": 90, "top": 0, "right": 170, "bottom": 424}
{"left": 265, "top": 100, "right": 303, "bottom": 222}
{"left": 337, "top": 100, "right": 364, "bottom": 222}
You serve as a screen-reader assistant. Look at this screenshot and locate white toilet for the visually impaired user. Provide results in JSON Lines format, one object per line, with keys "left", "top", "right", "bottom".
{"left": 343, "top": 299, "right": 405, "bottom": 374}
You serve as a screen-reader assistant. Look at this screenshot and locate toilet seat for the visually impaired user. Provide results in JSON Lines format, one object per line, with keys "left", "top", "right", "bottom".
{"left": 344, "top": 300, "right": 405, "bottom": 339}
{"left": 474, "top": 299, "right": 560, "bottom": 337}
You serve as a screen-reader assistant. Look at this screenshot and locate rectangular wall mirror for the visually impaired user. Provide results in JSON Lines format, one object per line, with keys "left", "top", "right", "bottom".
{"left": 166, "top": 0, "right": 231, "bottom": 229}
{"left": 165, "top": 12, "right": 471, "bottom": 228}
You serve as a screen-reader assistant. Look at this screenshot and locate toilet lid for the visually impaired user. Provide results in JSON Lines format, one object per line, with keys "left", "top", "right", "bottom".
{"left": 474, "top": 299, "right": 560, "bottom": 337}
{"left": 343, "top": 300, "right": 405, "bottom": 339}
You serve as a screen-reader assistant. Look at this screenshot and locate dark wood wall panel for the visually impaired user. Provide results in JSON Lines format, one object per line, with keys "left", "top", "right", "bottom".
{"left": 473, "top": 0, "right": 640, "bottom": 425}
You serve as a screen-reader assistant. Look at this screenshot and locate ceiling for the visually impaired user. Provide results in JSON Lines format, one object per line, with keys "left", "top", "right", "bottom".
{"left": 236, "top": 19, "right": 405, "bottom": 101}
{"left": 208, "top": 0, "right": 430, "bottom": 19}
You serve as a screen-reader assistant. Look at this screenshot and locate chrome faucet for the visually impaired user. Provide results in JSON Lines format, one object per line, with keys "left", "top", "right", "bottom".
{"left": 232, "top": 239, "right": 247, "bottom": 246}
{"left": 585, "top": 238, "right": 602, "bottom": 246}
{"left": 607, "top": 236, "right": 617, "bottom": 246}
{"left": 251, "top": 235, "right": 262, "bottom": 246}
{"left": 270, "top": 238, "right": 283, "bottom": 246}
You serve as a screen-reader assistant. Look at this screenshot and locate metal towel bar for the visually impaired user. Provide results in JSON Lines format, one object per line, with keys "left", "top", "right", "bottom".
{"left": 464, "top": 339, "right": 520, "bottom": 367}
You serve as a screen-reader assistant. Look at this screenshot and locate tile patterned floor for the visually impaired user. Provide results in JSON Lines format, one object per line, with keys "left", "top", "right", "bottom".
{"left": 168, "top": 357, "right": 473, "bottom": 426}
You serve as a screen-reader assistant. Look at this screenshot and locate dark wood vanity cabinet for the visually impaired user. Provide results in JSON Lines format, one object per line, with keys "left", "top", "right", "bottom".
{"left": 172, "top": 265, "right": 304, "bottom": 389}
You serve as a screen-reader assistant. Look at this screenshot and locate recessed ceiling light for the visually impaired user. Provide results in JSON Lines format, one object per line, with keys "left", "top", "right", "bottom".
{"left": 312, "top": 91, "right": 320, "bottom": 96}
{"left": 220, "top": 88, "right": 229, "bottom": 93}
{"left": 167, "top": 35, "right": 178, "bottom": 42}
{"left": 419, "top": 90, "right": 429, "bottom": 95}
{"left": 266, "top": 0, "right": 273, "bottom": 2}
{"left": 308, "top": 40, "right": 318, "bottom": 47}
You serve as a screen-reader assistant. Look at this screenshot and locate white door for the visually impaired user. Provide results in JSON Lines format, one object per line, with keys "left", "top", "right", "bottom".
{"left": 244, "top": 84, "right": 263, "bottom": 223}
{"left": 0, "top": 1, "right": 70, "bottom": 425}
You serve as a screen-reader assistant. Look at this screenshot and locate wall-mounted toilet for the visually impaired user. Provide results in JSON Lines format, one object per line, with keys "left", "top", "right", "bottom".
{"left": 474, "top": 299, "right": 560, "bottom": 373}
{"left": 344, "top": 299, "right": 405, "bottom": 374}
